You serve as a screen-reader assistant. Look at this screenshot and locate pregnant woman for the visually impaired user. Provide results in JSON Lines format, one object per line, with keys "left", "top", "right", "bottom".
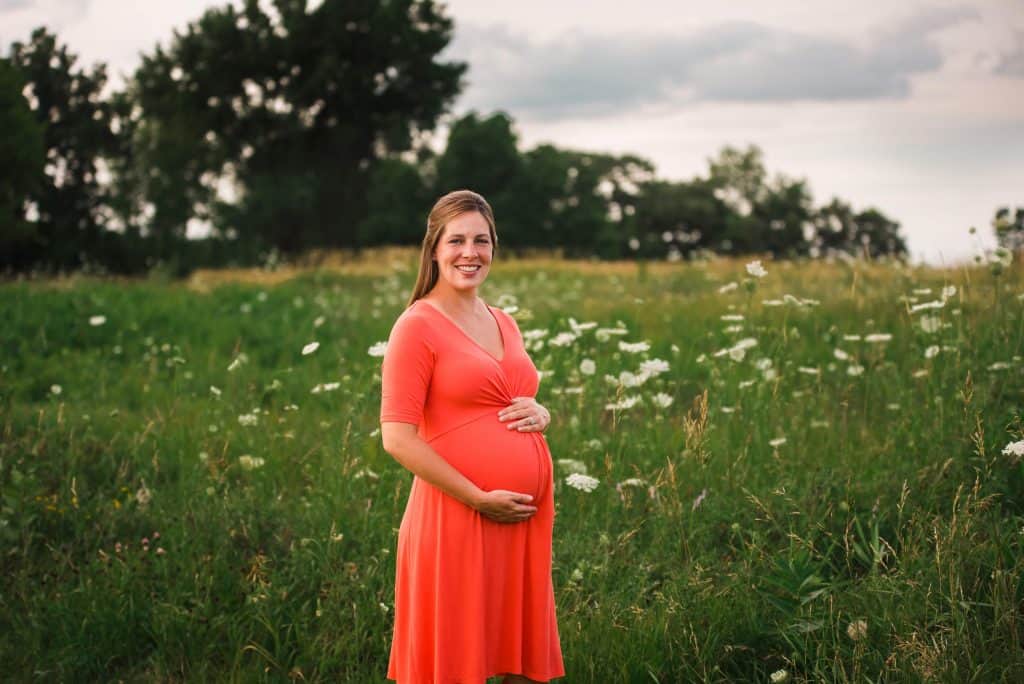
{"left": 380, "top": 190, "right": 565, "bottom": 683}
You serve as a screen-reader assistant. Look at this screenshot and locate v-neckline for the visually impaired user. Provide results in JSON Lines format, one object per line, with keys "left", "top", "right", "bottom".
{"left": 417, "top": 299, "right": 507, "bottom": 363}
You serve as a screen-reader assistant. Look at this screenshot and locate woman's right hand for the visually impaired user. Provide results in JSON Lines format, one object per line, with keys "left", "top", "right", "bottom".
{"left": 474, "top": 489, "right": 538, "bottom": 523}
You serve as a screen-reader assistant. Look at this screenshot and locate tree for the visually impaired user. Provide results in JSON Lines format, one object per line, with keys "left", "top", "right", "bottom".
{"left": 993, "top": 206, "right": 1024, "bottom": 253}
{"left": 0, "top": 57, "right": 45, "bottom": 270}
{"left": 7, "top": 27, "right": 117, "bottom": 270}
{"left": 127, "top": 0, "right": 465, "bottom": 258}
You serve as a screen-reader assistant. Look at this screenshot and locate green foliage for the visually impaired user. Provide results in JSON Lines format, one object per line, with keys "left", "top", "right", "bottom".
{"left": 1, "top": 257, "right": 1023, "bottom": 680}
{"left": 0, "top": 57, "right": 45, "bottom": 260}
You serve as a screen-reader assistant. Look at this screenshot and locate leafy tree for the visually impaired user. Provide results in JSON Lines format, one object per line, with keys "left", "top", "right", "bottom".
{"left": 128, "top": 0, "right": 465, "bottom": 257}
{"left": 993, "top": 206, "right": 1024, "bottom": 253}
{"left": 7, "top": 27, "right": 117, "bottom": 270}
{"left": 632, "top": 179, "right": 727, "bottom": 259}
{"left": 813, "top": 198, "right": 906, "bottom": 259}
{"left": 0, "top": 57, "right": 45, "bottom": 270}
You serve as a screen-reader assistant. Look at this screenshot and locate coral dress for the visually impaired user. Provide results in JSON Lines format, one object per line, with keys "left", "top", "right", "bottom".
{"left": 380, "top": 299, "right": 564, "bottom": 683}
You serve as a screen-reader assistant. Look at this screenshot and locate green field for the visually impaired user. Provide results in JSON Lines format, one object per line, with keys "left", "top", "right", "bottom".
{"left": 2, "top": 256, "right": 1023, "bottom": 682}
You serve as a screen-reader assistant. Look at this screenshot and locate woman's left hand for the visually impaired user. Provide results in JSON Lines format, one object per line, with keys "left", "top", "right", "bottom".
{"left": 498, "top": 397, "right": 551, "bottom": 432}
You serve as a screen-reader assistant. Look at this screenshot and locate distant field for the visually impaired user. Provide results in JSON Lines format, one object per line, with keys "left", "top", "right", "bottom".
{"left": 2, "top": 256, "right": 1023, "bottom": 682}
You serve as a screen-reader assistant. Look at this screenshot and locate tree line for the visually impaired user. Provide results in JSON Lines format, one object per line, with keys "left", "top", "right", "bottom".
{"left": 0, "top": 0, "right": 968, "bottom": 276}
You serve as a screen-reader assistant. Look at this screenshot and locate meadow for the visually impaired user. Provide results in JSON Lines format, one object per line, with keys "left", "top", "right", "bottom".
{"left": 1, "top": 252, "right": 1023, "bottom": 682}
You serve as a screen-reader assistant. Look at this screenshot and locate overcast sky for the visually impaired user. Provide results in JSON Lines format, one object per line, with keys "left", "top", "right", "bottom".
{"left": 3, "top": 0, "right": 1022, "bottom": 264}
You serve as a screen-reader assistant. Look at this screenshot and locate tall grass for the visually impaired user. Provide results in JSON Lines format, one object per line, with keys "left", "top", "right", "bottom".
{"left": 1, "top": 255, "right": 1022, "bottom": 682}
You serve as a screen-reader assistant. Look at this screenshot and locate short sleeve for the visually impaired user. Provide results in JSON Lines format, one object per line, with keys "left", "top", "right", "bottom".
{"left": 380, "top": 312, "right": 435, "bottom": 425}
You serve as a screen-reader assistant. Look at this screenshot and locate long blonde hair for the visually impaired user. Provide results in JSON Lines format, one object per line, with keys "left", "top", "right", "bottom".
{"left": 407, "top": 190, "right": 498, "bottom": 307}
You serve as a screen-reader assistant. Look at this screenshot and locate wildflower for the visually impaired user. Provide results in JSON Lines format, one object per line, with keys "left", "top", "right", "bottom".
{"left": 720, "top": 314, "right": 744, "bottom": 322}
{"left": 639, "top": 358, "right": 670, "bottom": 376}
{"left": 605, "top": 396, "right": 642, "bottom": 411}
{"left": 692, "top": 488, "right": 708, "bottom": 510}
{"left": 754, "top": 358, "right": 773, "bottom": 370}
{"left": 720, "top": 406, "right": 736, "bottom": 413}
{"left": 989, "top": 362, "right": 1010, "bottom": 371}
{"left": 834, "top": 348, "right": 850, "bottom": 361}
{"left": 941, "top": 285, "right": 957, "bottom": 300}
{"left": 238, "top": 412, "right": 259, "bottom": 427}
{"left": 762, "top": 299, "right": 784, "bottom": 306}
{"left": 718, "top": 281, "right": 739, "bottom": 294}
{"left": 651, "top": 392, "right": 674, "bottom": 408}
{"left": 311, "top": 382, "right": 341, "bottom": 393}
{"left": 568, "top": 318, "right": 598, "bottom": 333}
{"left": 910, "top": 300, "right": 945, "bottom": 313}
{"left": 227, "top": 353, "right": 248, "bottom": 372}
{"left": 368, "top": 341, "right": 388, "bottom": 357}
{"left": 353, "top": 468, "right": 379, "bottom": 480}
{"left": 746, "top": 260, "right": 767, "bottom": 278}
{"left": 210, "top": 385, "right": 222, "bottom": 397}
{"left": 738, "top": 379, "right": 757, "bottom": 389}
{"left": 238, "top": 455, "right": 265, "bottom": 470}
{"left": 584, "top": 439, "right": 603, "bottom": 451}
{"left": 924, "top": 345, "right": 940, "bottom": 359}
{"left": 302, "top": 341, "right": 320, "bottom": 355}
{"left": 798, "top": 366, "right": 820, "bottom": 375}
{"left": 847, "top": 619, "right": 868, "bottom": 641}
{"left": 314, "top": 315, "right": 326, "bottom": 328}
{"left": 847, "top": 364, "right": 865, "bottom": 376}
{"left": 565, "top": 473, "right": 600, "bottom": 492}
{"left": 50, "top": 384, "right": 62, "bottom": 395}
{"left": 912, "top": 369, "right": 929, "bottom": 378}
{"left": 619, "top": 340, "right": 650, "bottom": 354}
{"left": 135, "top": 484, "right": 152, "bottom": 507}
{"left": 919, "top": 315, "right": 941, "bottom": 333}
{"left": 769, "top": 437, "right": 786, "bottom": 448}
{"left": 618, "top": 370, "right": 647, "bottom": 388}
{"left": 729, "top": 346, "right": 746, "bottom": 362}
{"left": 155, "top": 547, "right": 166, "bottom": 555}
{"left": 1002, "top": 440, "right": 1024, "bottom": 458}
{"left": 523, "top": 329, "right": 549, "bottom": 341}
{"left": 557, "top": 459, "right": 589, "bottom": 474}
{"left": 579, "top": 359, "right": 596, "bottom": 376}
{"left": 723, "top": 324, "right": 743, "bottom": 333}
{"left": 89, "top": 315, "right": 107, "bottom": 326}
{"left": 595, "top": 326, "right": 629, "bottom": 342}
{"left": 770, "top": 669, "right": 790, "bottom": 683}
{"left": 762, "top": 368, "right": 778, "bottom": 381}
{"left": 548, "top": 332, "right": 577, "bottom": 347}
{"left": 843, "top": 334, "right": 861, "bottom": 341}
{"left": 864, "top": 333, "right": 892, "bottom": 343}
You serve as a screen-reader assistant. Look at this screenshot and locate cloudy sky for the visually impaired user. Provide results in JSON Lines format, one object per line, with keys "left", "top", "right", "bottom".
{"left": 3, "top": 0, "right": 1022, "bottom": 264}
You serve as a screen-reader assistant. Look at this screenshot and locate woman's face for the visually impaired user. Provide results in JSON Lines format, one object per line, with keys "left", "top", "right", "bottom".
{"left": 432, "top": 211, "right": 494, "bottom": 294}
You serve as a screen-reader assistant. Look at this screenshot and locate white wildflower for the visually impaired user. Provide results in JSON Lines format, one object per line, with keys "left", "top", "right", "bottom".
{"left": 651, "top": 392, "right": 674, "bottom": 408}
{"left": 50, "top": 384, "right": 62, "bottom": 395}
{"left": 548, "top": 331, "right": 578, "bottom": 347}
{"left": 568, "top": 318, "right": 598, "bottom": 333}
{"left": 619, "top": 340, "right": 651, "bottom": 354}
{"left": 924, "top": 345, "right": 940, "bottom": 359}
{"left": 311, "top": 382, "right": 341, "bottom": 393}
{"left": 798, "top": 366, "right": 820, "bottom": 375}
{"left": 847, "top": 364, "right": 865, "bottom": 376}
{"left": 720, "top": 314, "right": 744, "bottom": 322}
{"left": 718, "top": 281, "right": 739, "bottom": 294}
{"left": 912, "top": 369, "right": 929, "bottom": 378}
{"left": 302, "top": 341, "right": 320, "bottom": 355}
{"left": 368, "top": 341, "right": 388, "bottom": 357}
{"left": 523, "top": 329, "right": 549, "bottom": 341}
{"left": 692, "top": 488, "right": 708, "bottom": 510}
{"left": 595, "top": 327, "right": 628, "bottom": 342}
{"left": 920, "top": 315, "right": 941, "bottom": 333}
{"left": 238, "top": 455, "right": 265, "bottom": 470}
{"left": 565, "top": 473, "right": 600, "bottom": 492}
{"left": 729, "top": 346, "right": 746, "bottom": 362}
{"left": 755, "top": 358, "right": 773, "bottom": 370}
{"left": 720, "top": 406, "right": 736, "bottom": 414}
{"left": 579, "top": 359, "right": 596, "bottom": 376}
{"left": 584, "top": 438, "right": 603, "bottom": 451}
{"left": 1002, "top": 440, "right": 1024, "bottom": 459}
{"left": 989, "top": 361, "right": 1010, "bottom": 371}
{"left": 639, "top": 358, "right": 670, "bottom": 376}
{"left": 847, "top": 619, "right": 868, "bottom": 641}
{"left": 557, "top": 459, "right": 589, "bottom": 474}
{"left": 770, "top": 669, "right": 790, "bottom": 684}
{"left": 941, "top": 285, "right": 957, "bottom": 300}
{"left": 227, "top": 353, "right": 248, "bottom": 372}
{"left": 910, "top": 300, "right": 945, "bottom": 313}
{"left": 89, "top": 315, "right": 107, "bottom": 326}
{"left": 769, "top": 437, "right": 787, "bottom": 448}
{"left": 210, "top": 385, "right": 222, "bottom": 397}
{"left": 864, "top": 333, "right": 892, "bottom": 343}
{"left": 238, "top": 412, "right": 259, "bottom": 427}
{"left": 843, "top": 334, "right": 862, "bottom": 341}
{"left": 723, "top": 324, "right": 743, "bottom": 333}
{"left": 762, "top": 368, "right": 778, "bottom": 381}
{"left": 738, "top": 379, "right": 756, "bottom": 389}
{"left": 833, "top": 348, "right": 850, "bottom": 361}
{"left": 605, "top": 395, "right": 642, "bottom": 411}
{"left": 313, "top": 315, "right": 326, "bottom": 328}
{"left": 746, "top": 260, "right": 767, "bottom": 278}
{"left": 762, "top": 299, "right": 784, "bottom": 306}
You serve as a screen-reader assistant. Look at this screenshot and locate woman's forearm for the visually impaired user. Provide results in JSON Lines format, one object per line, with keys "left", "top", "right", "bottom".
{"left": 382, "top": 429, "right": 484, "bottom": 509}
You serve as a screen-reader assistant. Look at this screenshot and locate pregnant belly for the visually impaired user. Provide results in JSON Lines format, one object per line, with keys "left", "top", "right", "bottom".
{"left": 429, "top": 415, "right": 550, "bottom": 500}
